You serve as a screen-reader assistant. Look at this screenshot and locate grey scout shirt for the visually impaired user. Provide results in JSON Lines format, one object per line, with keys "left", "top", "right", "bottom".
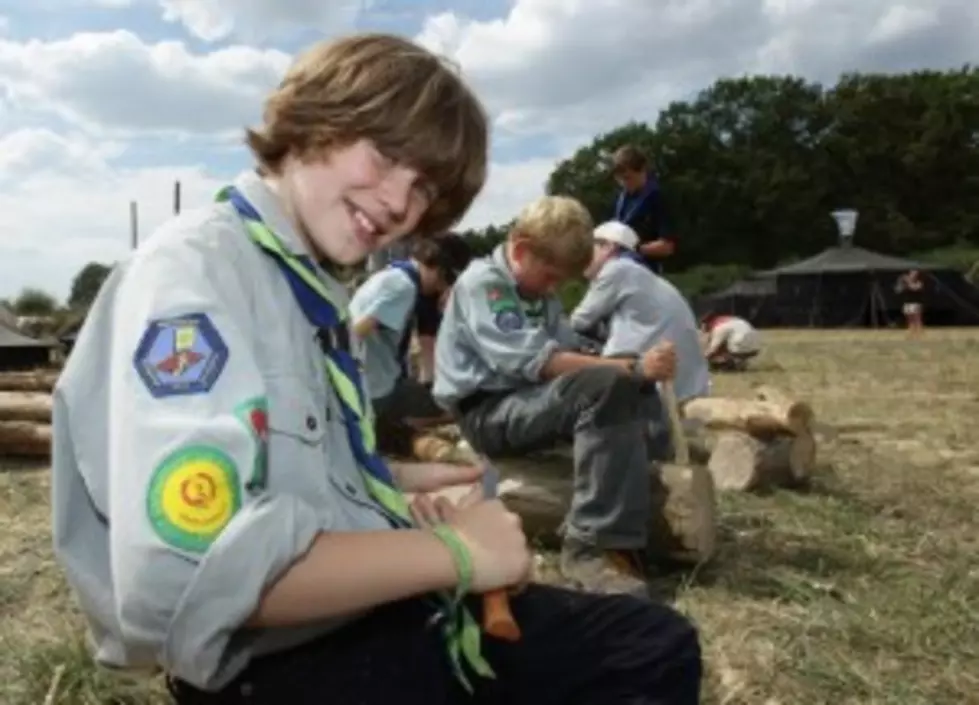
{"left": 349, "top": 264, "right": 417, "bottom": 400}
{"left": 50, "top": 170, "right": 395, "bottom": 692}
{"left": 432, "top": 244, "right": 581, "bottom": 410}
{"left": 569, "top": 255, "right": 710, "bottom": 402}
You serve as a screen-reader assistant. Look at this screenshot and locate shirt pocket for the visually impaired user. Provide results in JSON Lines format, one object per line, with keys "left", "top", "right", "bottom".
{"left": 262, "top": 374, "right": 330, "bottom": 497}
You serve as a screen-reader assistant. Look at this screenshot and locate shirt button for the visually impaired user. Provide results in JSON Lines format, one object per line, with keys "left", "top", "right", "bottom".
{"left": 306, "top": 415, "right": 317, "bottom": 431}
{"left": 345, "top": 482, "right": 357, "bottom": 495}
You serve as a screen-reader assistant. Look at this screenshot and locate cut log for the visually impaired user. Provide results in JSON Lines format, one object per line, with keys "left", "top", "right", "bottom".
{"left": 0, "top": 392, "right": 52, "bottom": 423}
{"left": 0, "top": 370, "right": 60, "bottom": 393}
{"left": 685, "top": 424, "right": 815, "bottom": 490}
{"left": 0, "top": 421, "right": 52, "bottom": 457}
{"left": 408, "top": 443, "right": 717, "bottom": 565}
{"left": 706, "top": 430, "right": 813, "bottom": 491}
{"left": 752, "top": 385, "right": 815, "bottom": 434}
{"left": 410, "top": 434, "right": 466, "bottom": 463}
{"left": 683, "top": 395, "right": 812, "bottom": 437}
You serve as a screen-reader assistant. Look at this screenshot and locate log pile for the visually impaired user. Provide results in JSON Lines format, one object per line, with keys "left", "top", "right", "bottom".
{"left": 682, "top": 385, "right": 817, "bottom": 492}
{"left": 0, "top": 371, "right": 57, "bottom": 459}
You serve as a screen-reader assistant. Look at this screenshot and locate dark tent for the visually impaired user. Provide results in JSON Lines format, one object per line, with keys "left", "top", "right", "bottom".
{"left": 0, "top": 321, "right": 57, "bottom": 370}
{"left": 695, "top": 278, "right": 779, "bottom": 327}
{"left": 756, "top": 245, "right": 979, "bottom": 327}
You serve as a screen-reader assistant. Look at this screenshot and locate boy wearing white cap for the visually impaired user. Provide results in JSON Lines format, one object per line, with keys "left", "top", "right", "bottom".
{"left": 570, "top": 221, "right": 709, "bottom": 405}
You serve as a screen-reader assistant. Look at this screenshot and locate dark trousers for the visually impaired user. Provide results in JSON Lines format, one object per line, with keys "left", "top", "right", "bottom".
{"left": 168, "top": 583, "right": 701, "bottom": 705}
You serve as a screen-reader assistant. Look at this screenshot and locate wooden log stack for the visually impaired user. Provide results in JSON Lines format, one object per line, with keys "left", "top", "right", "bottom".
{"left": 0, "top": 371, "right": 57, "bottom": 459}
{"left": 682, "top": 385, "right": 817, "bottom": 492}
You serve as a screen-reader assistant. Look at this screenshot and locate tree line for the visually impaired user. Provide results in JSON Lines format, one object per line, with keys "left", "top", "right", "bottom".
{"left": 461, "top": 67, "right": 979, "bottom": 296}
{"left": 6, "top": 67, "right": 979, "bottom": 319}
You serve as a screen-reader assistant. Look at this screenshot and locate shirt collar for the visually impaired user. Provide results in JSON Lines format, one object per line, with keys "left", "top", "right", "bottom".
{"left": 231, "top": 170, "right": 312, "bottom": 258}
{"left": 229, "top": 170, "right": 350, "bottom": 301}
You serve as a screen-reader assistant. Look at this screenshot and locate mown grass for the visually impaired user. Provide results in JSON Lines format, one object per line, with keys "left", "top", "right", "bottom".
{"left": 2, "top": 328, "right": 978, "bottom": 704}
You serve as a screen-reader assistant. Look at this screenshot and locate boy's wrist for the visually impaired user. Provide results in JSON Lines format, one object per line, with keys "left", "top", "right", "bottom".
{"left": 429, "top": 524, "right": 473, "bottom": 600}
{"left": 415, "top": 527, "right": 467, "bottom": 593}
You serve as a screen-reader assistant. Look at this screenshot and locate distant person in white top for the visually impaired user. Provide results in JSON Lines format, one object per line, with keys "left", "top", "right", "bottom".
{"left": 700, "top": 313, "right": 762, "bottom": 371}
{"left": 570, "top": 221, "right": 709, "bottom": 404}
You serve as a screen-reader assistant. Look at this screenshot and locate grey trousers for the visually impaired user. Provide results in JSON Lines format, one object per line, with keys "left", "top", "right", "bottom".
{"left": 456, "top": 368, "right": 670, "bottom": 550}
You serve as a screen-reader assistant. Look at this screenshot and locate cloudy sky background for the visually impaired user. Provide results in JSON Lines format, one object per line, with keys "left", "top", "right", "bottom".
{"left": 0, "top": 0, "right": 976, "bottom": 300}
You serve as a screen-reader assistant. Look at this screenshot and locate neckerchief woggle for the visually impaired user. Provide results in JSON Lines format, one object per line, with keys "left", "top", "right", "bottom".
{"left": 215, "top": 186, "right": 495, "bottom": 691}
{"left": 614, "top": 173, "right": 659, "bottom": 224}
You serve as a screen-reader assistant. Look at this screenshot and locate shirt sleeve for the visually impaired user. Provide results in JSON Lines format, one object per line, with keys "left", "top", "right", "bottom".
{"left": 106, "top": 237, "right": 323, "bottom": 689}
{"left": 570, "top": 267, "right": 620, "bottom": 334}
{"left": 455, "top": 272, "right": 559, "bottom": 382}
{"left": 354, "top": 270, "right": 417, "bottom": 332}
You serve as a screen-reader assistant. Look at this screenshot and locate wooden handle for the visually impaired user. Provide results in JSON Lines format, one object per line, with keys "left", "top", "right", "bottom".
{"left": 661, "top": 380, "right": 689, "bottom": 465}
{"left": 483, "top": 589, "right": 521, "bottom": 641}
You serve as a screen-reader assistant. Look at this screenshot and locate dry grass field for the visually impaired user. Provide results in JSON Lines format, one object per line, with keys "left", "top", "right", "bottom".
{"left": 2, "top": 328, "right": 978, "bottom": 704}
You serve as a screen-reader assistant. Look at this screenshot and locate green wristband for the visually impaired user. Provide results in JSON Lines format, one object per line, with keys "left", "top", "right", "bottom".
{"left": 431, "top": 524, "right": 473, "bottom": 601}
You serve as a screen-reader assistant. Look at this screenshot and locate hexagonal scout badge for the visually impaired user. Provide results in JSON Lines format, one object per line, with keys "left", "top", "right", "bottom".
{"left": 133, "top": 313, "right": 229, "bottom": 398}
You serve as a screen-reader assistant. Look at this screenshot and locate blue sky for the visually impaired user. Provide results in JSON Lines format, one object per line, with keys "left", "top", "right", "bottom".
{"left": 0, "top": 0, "right": 975, "bottom": 301}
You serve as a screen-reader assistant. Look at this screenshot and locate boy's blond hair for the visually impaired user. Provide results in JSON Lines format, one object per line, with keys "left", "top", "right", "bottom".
{"left": 246, "top": 33, "right": 488, "bottom": 234}
{"left": 509, "top": 196, "right": 594, "bottom": 274}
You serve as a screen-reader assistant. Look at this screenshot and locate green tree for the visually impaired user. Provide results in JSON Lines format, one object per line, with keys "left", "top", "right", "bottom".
{"left": 546, "top": 68, "right": 979, "bottom": 280}
{"left": 68, "top": 262, "right": 113, "bottom": 310}
{"left": 12, "top": 288, "right": 58, "bottom": 316}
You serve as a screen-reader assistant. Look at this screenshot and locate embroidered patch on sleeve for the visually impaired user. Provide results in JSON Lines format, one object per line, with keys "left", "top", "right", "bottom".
{"left": 494, "top": 308, "right": 524, "bottom": 332}
{"left": 234, "top": 396, "right": 269, "bottom": 494}
{"left": 484, "top": 284, "right": 520, "bottom": 313}
{"left": 146, "top": 445, "right": 242, "bottom": 554}
{"left": 133, "top": 313, "right": 229, "bottom": 398}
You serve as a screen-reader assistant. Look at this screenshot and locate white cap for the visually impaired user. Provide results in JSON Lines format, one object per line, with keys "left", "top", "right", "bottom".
{"left": 594, "top": 220, "right": 640, "bottom": 251}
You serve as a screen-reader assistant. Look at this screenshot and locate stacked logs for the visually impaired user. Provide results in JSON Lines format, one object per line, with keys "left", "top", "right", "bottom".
{"left": 682, "top": 385, "right": 817, "bottom": 492}
{"left": 0, "top": 370, "right": 58, "bottom": 458}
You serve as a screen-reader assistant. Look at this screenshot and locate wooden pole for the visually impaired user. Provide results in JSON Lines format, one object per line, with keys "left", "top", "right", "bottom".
{"left": 129, "top": 201, "right": 138, "bottom": 250}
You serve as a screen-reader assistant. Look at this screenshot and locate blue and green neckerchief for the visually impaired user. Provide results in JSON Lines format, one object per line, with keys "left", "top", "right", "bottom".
{"left": 216, "top": 186, "right": 494, "bottom": 691}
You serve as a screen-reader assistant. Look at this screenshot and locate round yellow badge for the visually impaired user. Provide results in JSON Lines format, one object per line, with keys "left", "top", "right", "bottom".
{"left": 147, "top": 445, "right": 241, "bottom": 554}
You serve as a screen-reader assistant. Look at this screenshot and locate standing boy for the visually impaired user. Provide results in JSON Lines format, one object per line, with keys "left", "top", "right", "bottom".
{"left": 351, "top": 235, "right": 471, "bottom": 454}
{"left": 570, "top": 221, "right": 709, "bottom": 405}
{"left": 50, "top": 32, "right": 701, "bottom": 705}
{"left": 433, "top": 196, "right": 679, "bottom": 598}
{"left": 610, "top": 145, "right": 675, "bottom": 273}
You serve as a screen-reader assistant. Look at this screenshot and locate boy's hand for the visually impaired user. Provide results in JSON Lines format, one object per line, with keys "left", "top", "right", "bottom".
{"left": 641, "top": 341, "right": 676, "bottom": 381}
{"left": 391, "top": 461, "right": 483, "bottom": 493}
{"left": 449, "top": 490, "right": 533, "bottom": 593}
{"left": 413, "top": 486, "right": 532, "bottom": 593}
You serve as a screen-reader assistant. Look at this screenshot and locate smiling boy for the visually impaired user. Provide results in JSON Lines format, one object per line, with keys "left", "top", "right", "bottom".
{"left": 51, "top": 33, "right": 700, "bottom": 705}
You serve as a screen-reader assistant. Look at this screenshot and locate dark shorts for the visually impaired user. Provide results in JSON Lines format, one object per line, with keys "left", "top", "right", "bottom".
{"left": 372, "top": 376, "right": 449, "bottom": 456}
{"left": 168, "top": 583, "right": 701, "bottom": 705}
{"left": 415, "top": 294, "right": 442, "bottom": 337}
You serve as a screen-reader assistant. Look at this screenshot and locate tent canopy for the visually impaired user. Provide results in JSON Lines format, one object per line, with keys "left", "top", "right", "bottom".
{"left": 759, "top": 245, "right": 940, "bottom": 276}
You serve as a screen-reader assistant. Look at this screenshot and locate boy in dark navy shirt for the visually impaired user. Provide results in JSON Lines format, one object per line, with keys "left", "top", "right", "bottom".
{"left": 610, "top": 145, "right": 675, "bottom": 273}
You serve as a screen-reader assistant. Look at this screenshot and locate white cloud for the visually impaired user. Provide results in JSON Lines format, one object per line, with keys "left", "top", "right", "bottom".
{"left": 158, "top": 0, "right": 368, "bottom": 42}
{"left": 459, "top": 158, "right": 554, "bottom": 230}
{"left": 0, "top": 129, "right": 226, "bottom": 301}
{"left": 418, "top": 0, "right": 979, "bottom": 138}
{"left": 0, "top": 31, "right": 291, "bottom": 136}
